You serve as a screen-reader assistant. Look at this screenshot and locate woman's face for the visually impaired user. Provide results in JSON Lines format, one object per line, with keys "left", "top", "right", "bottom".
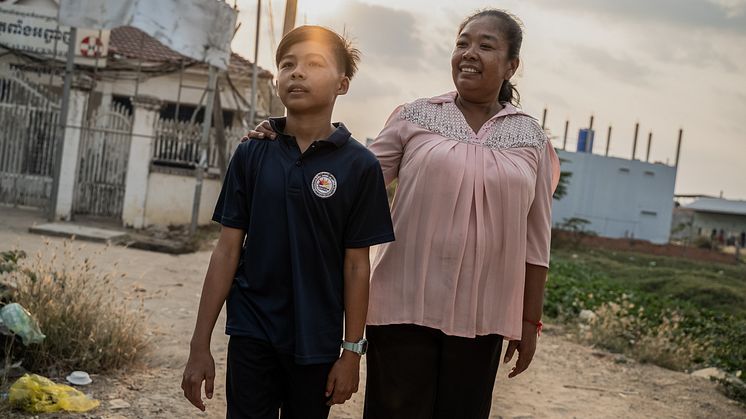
{"left": 451, "top": 16, "right": 519, "bottom": 102}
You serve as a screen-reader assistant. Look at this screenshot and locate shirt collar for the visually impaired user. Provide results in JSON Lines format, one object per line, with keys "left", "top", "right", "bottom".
{"left": 427, "top": 91, "right": 531, "bottom": 121}
{"left": 269, "top": 117, "right": 351, "bottom": 148}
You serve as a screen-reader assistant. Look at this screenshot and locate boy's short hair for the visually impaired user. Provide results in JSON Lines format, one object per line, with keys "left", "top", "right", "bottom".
{"left": 275, "top": 25, "right": 360, "bottom": 80}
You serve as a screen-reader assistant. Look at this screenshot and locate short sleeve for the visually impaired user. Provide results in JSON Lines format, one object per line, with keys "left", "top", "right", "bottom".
{"left": 212, "top": 143, "right": 252, "bottom": 230}
{"left": 344, "top": 160, "right": 395, "bottom": 248}
{"left": 525, "top": 142, "right": 560, "bottom": 267}
{"left": 368, "top": 105, "right": 407, "bottom": 186}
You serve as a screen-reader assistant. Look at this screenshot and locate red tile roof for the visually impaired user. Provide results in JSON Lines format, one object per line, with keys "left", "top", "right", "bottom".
{"left": 108, "top": 26, "right": 273, "bottom": 78}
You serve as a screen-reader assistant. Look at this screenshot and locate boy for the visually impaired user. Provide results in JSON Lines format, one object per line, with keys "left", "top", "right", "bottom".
{"left": 181, "top": 26, "right": 394, "bottom": 419}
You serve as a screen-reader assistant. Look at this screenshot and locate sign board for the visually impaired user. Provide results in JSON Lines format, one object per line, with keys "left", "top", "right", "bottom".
{"left": 59, "top": 0, "right": 237, "bottom": 70}
{"left": 0, "top": 4, "right": 109, "bottom": 67}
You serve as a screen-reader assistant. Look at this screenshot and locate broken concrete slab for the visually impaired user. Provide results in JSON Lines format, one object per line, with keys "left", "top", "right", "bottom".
{"left": 28, "top": 223, "right": 129, "bottom": 244}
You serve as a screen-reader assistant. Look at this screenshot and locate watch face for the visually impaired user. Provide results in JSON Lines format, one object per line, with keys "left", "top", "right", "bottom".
{"left": 360, "top": 339, "right": 368, "bottom": 355}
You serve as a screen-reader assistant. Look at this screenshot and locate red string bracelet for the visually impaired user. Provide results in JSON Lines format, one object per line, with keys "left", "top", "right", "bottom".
{"left": 523, "top": 318, "right": 543, "bottom": 337}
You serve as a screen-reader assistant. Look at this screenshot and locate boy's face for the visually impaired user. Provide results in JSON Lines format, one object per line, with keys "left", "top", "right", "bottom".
{"left": 277, "top": 40, "right": 349, "bottom": 113}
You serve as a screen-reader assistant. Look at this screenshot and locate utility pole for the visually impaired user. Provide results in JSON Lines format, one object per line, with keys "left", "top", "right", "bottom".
{"left": 283, "top": 0, "right": 298, "bottom": 36}
{"left": 248, "top": 0, "right": 262, "bottom": 126}
{"left": 562, "top": 120, "right": 569, "bottom": 150}
{"left": 190, "top": 66, "right": 218, "bottom": 234}
{"left": 541, "top": 107, "right": 547, "bottom": 130}
{"left": 632, "top": 122, "right": 639, "bottom": 160}
{"left": 49, "top": 27, "right": 78, "bottom": 221}
{"left": 605, "top": 125, "right": 612, "bottom": 157}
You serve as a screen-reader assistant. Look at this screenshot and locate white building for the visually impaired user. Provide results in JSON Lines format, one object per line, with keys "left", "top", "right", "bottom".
{"left": 1, "top": 0, "right": 283, "bottom": 228}
{"left": 672, "top": 198, "right": 746, "bottom": 246}
{"left": 552, "top": 149, "right": 677, "bottom": 244}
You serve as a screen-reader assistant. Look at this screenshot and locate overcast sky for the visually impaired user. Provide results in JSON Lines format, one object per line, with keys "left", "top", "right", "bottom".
{"left": 233, "top": 0, "right": 746, "bottom": 200}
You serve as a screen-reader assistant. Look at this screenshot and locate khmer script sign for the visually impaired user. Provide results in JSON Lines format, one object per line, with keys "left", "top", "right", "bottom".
{"left": 0, "top": 4, "right": 109, "bottom": 67}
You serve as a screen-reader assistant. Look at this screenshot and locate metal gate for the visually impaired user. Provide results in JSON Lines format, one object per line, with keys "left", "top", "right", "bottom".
{"left": 73, "top": 102, "right": 132, "bottom": 218}
{"left": 0, "top": 68, "right": 61, "bottom": 209}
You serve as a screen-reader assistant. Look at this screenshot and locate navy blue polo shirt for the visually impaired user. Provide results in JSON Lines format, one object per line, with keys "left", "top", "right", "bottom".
{"left": 212, "top": 117, "right": 395, "bottom": 365}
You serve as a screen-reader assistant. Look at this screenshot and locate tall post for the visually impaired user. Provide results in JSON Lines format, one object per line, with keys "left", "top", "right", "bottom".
{"left": 49, "top": 27, "right": 77, "bottom": 221}
{"left": 587, "top": 114, "right": 594, "bottom": 153}
{"left": 605, "top": 125, "right": 612, "bottom": 157}
{"left": 674, "top": 128, "right": 683, "bottom": 167}
{"left": 190, "top": 66, "right": 218, "bottom": 234}
{"left": 248, "top": 0, "right": 262, "bottom": 126}
{"left": 175, "top": 59, "right": 186, "bottom": 120}
{"left": 646, "top": 131, "right": 652, "bottom": 162}
{"left": 541, "top": 107, "right": 547, "bottom": 130}
{"left": 632, "top": 122, "right": 639, "bottom": 160}
{"left": 562, "top": 120, "right": 569, "bottom": 150}
{"left": 283, "top": 0, "right": 298, "bottom": 36}
{"left": 53, "top": 81, "right": 91, "bottom": 221}
{"left": 213, "top": 75, "right": 228, "bottom": 177}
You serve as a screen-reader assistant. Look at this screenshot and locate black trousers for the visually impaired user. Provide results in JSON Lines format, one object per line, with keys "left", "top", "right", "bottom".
{"left": 364, "top": 324, "right": 503, "bottom": 419}
{"left": 226, "top": 336, "right": 334, "bottom": 419}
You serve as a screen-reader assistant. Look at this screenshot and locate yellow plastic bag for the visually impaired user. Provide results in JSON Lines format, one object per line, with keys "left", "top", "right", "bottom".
{"left": 9, "top": 373, "right": 100, "bottom": 413}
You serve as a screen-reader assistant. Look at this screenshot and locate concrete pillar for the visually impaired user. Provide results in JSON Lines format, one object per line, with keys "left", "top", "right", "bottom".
{"left": 122, "top": 95, "right": 161, "bottom": 229}
{"left": 99, "top": 81, "right": 113, "bottom": 113}
{"left": 54, "top": 80, "right": 91, "bottom": 221}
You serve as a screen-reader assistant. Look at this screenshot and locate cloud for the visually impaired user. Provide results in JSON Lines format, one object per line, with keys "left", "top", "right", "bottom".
{"left": 316, "top": 1, "right": 427, "bottom": 71}
{"left": 531, "top": 0, "right": 746, "bottom": 34}
{"left": 571, "top": 45, "right": 653, "bottom": 85}
{"left": 644, "top": 37, "right": 741, "bottom": 73}
{"left": 346, "top": 68, "right": 400, "bottom": 100}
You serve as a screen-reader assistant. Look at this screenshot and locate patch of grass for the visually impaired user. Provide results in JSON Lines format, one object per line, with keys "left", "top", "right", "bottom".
{"left": 0, "top": 250, "right": 25, "bottom": 275}
{"left": 546, "top": 245, "right": 746, "bottom": 404}
{"left": 1, "top": 241, "right": 148, "bottom": 375}
{"left": 552, "top": 247, "right": 746, "bottom": 317}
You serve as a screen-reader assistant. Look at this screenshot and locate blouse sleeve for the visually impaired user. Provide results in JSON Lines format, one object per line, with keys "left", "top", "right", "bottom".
{"left": 368, "top": 105, "right": 407, "bottom": 186}
{"left": 525, "top": 141, "right": 561, "bottom": 267}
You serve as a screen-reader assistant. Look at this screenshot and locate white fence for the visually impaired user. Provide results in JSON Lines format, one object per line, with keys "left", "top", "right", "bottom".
{"left": 153, "top": 118, "right": 244, "bottom": 170}
{"left": 73, "top": 102, "right": 132, "bottom": 218}
{"left": 0, "top": 70, "right": 60, "bottom": 208}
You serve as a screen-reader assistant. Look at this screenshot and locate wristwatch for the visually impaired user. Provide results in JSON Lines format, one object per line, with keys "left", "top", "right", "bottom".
{"left": 341, "top": 338, "right": 368, "bottom": 355}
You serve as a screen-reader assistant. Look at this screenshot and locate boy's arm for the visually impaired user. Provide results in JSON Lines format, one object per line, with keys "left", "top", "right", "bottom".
{"left": 325, "top": 246, "right": 370, "bottom": 406}
{"left": 182, "top": 226, "right": 245, "bottom": 411}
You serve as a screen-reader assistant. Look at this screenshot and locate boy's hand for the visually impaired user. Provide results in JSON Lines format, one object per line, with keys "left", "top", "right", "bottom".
{"left": 181, "top": 348, "right": 216, "bottom": 411}
{"left": 242, "top": 120, "right": 276, "bottom": 142}
{"left": 325, "top": 351, "right": 361, "bottom": 406}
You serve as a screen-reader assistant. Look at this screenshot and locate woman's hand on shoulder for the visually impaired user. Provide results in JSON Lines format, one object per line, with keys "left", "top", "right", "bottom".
{"left": 241, "top": 120, "right": 276, "bottom": 142}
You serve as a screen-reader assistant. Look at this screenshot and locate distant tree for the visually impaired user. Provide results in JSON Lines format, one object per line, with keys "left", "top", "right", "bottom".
{"left": 556, "top": 217, "right": 595, "bottom": 248}
{"left": 553, "top": 156, "right": 572, "bottom": 200}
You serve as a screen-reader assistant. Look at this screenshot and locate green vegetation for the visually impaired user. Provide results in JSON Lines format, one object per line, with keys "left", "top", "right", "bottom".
{"left": 546, "top": 246, "right": 746, "bottom": 403}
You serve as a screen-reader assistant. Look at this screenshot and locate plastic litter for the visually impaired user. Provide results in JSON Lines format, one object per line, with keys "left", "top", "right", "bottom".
{"left": 66, "top": 370, "right": 92, "bottom": 386}
{"left": 9, "top": 373, "right": 100, "bottom": 413}
{"left": 0, "top": 303, "right": 45, "bottom": 345}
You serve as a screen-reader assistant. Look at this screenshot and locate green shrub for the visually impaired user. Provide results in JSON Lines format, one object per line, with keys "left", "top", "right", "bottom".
{"left": 546, "top": 249, "right": 745, "bottom": 404}
{"left": 1, "top": 241, "right": 148, "bottom": 374}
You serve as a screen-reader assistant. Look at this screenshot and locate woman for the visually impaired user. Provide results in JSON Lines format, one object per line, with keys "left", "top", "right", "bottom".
{"left": 247, "top": 9, "right": 559, "bottom": 418}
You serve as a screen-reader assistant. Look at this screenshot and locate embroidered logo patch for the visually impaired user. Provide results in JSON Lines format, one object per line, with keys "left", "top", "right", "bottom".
{"left": 311, "top": 172, "right": 337, "bottom": 198}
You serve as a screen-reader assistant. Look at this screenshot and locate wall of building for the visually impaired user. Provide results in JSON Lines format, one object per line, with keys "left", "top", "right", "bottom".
{"left": 691, "top": 212, "right": 746, "bottom": 238}
{"left": 143, "top": 169, "right": 222, "bottom": 226}
{"left": 552, "top": 150, "right": 677, "bottom": 244}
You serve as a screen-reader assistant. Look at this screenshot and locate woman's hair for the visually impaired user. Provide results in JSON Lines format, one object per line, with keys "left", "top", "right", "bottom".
{"left": 458, "top": 9, "right": 523, "bottom": 106}
{"left": 276, "top": 25, "right": 361, "bottom": 80}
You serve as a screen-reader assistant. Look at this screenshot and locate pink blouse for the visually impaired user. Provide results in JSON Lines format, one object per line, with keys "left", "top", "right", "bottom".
{"left": 367, "top": 91, "right": 560, "bottom": 340}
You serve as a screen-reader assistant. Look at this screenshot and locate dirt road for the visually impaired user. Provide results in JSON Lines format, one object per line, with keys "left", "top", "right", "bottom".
{"left": 1, "top": 207, "right": 743, "bottom": 419}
